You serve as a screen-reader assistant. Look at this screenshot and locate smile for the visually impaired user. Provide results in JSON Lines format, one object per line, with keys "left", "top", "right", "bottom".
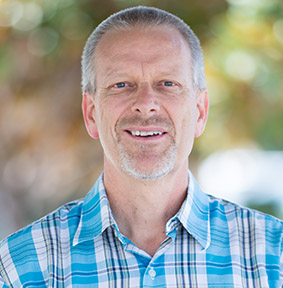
{"left": 129, "top": 131, "right": 164, "bottom": 137}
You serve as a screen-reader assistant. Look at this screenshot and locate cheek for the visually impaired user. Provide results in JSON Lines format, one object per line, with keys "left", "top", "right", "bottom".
{"left": 179, "top": 117, "right": 197, "bottom": 156}
{"left": 174, "top": 107, "right": 198, "bottom": 155}
{"left": 174, "top": 101, "right": 197, "bottom": 133}
{"left": 180, "top": 117, "right": 196, "bottom": 143}
{"left": 96, "top": 101, "right": 122, "bottom": 141}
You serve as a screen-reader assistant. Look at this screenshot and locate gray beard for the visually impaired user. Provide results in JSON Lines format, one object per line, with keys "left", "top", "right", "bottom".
{"left": 115, "top": 115, "right": 176, "bottom": 181}
{"left": 118, "top": 142, "right": 177, "bottom": 181}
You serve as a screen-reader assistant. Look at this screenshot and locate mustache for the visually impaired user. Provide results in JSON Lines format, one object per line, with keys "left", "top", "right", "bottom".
{"left": 116, "top": 115, "right": 175, "bottom": 131}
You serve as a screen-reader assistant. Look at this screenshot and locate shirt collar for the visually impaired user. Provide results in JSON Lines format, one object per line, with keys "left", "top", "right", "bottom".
{"left": 73, "top": 173, "right": 114, "bottom": 246}
{"left": 176, "top": 171, "right": 211, "bottom": 250}
{"left": 73, "top": 171, "right": 211, "bottom": 249}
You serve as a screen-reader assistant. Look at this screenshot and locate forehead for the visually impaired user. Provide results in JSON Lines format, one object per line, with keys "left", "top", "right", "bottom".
{"left": 97, "top": 24, "right": 189, "bottom": 50}
{"left": 94, "top": 25, "right": 192, "bottom": 74}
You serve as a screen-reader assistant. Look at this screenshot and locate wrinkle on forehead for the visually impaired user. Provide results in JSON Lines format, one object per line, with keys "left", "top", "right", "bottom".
{"left": 94, "top": 25, "right": 193, "bottom": 88}
{"left": 95, "top": 25, "right": 192, "bottom": 65}
{"left": 99, "top": 25, "right": 188, "bottom": 50}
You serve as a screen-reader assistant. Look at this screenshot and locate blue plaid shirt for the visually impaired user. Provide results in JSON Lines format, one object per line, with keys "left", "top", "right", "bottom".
{"left": 0, "top": 171, "right": 282, "bottom": 287}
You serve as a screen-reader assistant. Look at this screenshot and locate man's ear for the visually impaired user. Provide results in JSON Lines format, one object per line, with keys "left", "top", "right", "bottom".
{"left": 82, "top": 92, "right": 99, "bottom": 139}
{"left": 195, "top": 89, "right": 209, "bottom": 138}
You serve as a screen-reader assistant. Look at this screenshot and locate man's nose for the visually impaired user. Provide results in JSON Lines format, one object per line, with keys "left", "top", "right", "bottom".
{"left": 131, "top": 83, "right": 160, "bottom": 115}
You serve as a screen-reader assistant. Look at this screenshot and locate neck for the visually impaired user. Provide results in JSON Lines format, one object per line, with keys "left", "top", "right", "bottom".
{"left": 103, "top": 159, "right": 189, "bottom": 256}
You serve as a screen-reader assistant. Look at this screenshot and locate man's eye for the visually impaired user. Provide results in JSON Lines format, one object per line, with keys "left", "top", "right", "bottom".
{"left": 114, "top": 82, "right": 127, "bottom": 88}
{"left": 163, "top": 81, "right": 174, "bottom": 87}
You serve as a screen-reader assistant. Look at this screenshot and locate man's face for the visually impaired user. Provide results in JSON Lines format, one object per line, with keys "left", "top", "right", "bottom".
{"left": 83, "top": 25, "right": 208, "bottom": 180}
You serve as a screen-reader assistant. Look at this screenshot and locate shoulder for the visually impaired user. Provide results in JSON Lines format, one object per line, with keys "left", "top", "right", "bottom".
{"left": 1, "top": 198, "right": 83, "bottom": 247}
{"left": 208, "top": 194, "right": 283, "bottom": 228}
{"left": 0, "top": 199, "right": 83, "bottom": 284}
{"left": 208, "top": 194, "right": 283, "bottom": 247}
{"left": 205, "top": 194, "right": 283, "bottom": 287}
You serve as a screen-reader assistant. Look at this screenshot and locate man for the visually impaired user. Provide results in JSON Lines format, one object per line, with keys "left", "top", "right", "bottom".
{"left": 0, "top": 6, "right": 282, "bottom": 287}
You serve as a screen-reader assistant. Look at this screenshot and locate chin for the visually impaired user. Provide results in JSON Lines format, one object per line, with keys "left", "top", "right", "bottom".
{"left": 121, "top": 160, "right": 175, "bottom": 181}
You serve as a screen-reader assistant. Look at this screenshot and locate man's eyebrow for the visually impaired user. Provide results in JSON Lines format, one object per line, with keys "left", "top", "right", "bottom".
{"left": 101, "top": 70, "right": 134, "bottom": 84}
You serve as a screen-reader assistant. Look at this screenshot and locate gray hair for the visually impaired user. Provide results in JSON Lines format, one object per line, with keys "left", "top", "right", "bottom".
{"left": 81, "top": 6, "right": 206, "bottom": 94}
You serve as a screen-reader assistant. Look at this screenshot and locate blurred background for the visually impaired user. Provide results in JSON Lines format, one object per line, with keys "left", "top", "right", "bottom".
{"left": 0, "top": 0, "right": 282, "bottom": 239}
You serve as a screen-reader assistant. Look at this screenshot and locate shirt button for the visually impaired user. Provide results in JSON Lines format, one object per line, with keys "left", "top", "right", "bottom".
{"left": 149, "top": 267, "right": 156, "bottom": 280}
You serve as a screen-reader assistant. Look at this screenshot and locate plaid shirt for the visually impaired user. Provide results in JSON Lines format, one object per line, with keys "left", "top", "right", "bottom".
{"left": 0, "top": 171, "right": 282, "bottom": 287}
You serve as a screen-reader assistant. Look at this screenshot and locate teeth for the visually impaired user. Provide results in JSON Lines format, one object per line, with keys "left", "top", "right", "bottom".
{"left": 131, "top": 131, "right": 163, "bottom": 137}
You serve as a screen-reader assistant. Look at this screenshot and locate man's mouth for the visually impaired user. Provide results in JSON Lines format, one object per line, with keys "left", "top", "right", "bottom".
{"left": 127, "top": 130, "right": 165, "bottom": 137}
